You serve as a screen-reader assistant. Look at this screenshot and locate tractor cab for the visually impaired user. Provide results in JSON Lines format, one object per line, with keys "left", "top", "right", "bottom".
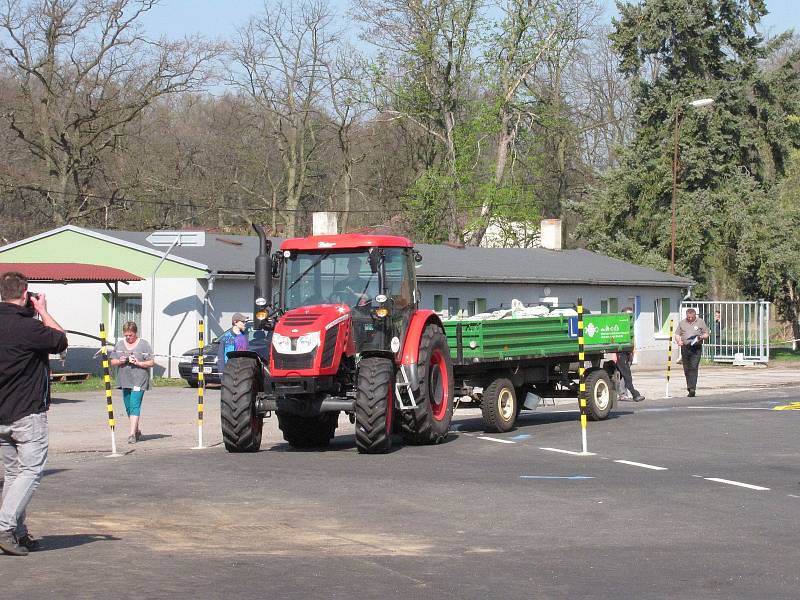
{"left": 274, "top": 235, "right": 418, "bottom": 356}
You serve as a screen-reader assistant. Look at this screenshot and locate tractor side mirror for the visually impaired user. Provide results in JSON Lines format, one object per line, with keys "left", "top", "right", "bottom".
{"left": 368, "top": 247, "right": 382, "bottom": 274}
{"left": 270, "top": 251, "right": 282, "bottom": 279}
{"left": 413, "top": 250, "right": 423, "bottom": 269}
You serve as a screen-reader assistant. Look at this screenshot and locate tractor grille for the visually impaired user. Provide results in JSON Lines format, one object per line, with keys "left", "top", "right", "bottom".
{"left": 320, "top": 324, "right": 339, "bottom": 368}
{"left": 283, "top": 313, "right": 321, "bottom": 327}
{"left": 273, "top": 350, "right": 317, "bottom": 371}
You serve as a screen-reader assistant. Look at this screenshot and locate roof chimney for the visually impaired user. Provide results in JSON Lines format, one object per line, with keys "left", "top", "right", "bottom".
{"left": 312, "top": 212, "right": 338, "bottom": 236}
{"left": 540, "top": 219, "right": 562, "bottom": 250}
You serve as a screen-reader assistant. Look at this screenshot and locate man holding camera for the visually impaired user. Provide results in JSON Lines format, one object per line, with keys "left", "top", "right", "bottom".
{"left": 0, "top": 271, "right": 67, "bottom": 556}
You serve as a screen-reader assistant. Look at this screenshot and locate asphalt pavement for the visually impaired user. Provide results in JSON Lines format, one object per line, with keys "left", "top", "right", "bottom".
{"left": 0, "top": 363, "right": 798, "bottom": 598}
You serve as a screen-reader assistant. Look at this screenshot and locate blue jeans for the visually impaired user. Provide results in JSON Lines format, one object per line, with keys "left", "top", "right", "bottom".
{"left": 0, "top": 412, "right": 49, "bottom": 536}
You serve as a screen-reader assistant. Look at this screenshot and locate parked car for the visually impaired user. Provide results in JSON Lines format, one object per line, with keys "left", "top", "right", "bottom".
{"left": 178, "top": 321, "right": 270, "bottom": 387}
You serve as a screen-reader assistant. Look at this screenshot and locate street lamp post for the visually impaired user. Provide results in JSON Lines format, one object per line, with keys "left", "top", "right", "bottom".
{"left": 670, "top": 97, "right": 714, "bottom": 275}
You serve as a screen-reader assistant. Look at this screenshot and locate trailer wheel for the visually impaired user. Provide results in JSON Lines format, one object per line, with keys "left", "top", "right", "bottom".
{"left": 585, "top": 369, "right": 614, "bottom": 421}
{"left": 220, "top": 357, "right": 263, "bottom": 452}
{"left": 277, "top": 411, "right": 339, "bottom": 448}
{"left": 481, "top": 378, "right": 518, "bottom": 432}
{"left": 355, "top": 357, "right": 394, "bottom": 454}
{"left": 401, "top": 324, "right": 454, "bottom": 445}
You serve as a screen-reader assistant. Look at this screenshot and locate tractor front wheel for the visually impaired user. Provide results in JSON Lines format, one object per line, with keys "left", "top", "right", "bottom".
{"left": 355, "top": 357, "right": 395, "bottom": 454}
{"left": 220, "top": 357, "right": 263, "bottom": 452}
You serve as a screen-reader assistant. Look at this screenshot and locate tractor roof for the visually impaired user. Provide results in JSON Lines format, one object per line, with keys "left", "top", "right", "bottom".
{"left": 280, "top": 233, "right": 413, "bottom": 251}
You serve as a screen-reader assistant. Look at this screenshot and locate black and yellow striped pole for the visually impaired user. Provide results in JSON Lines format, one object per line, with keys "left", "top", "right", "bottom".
{"left": 192, "top": 320, "right": 206, "bottom": 449}
{"left": 665, "top": 318, "right": 674, "bottom": 398}
{"left": 577, "top": 298, "right": 589, "bottom": 454}
{"left": 99, "top": 323, "right": 121, "bottom": 457}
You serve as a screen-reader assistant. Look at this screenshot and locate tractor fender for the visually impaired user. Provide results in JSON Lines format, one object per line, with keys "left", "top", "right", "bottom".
{"left": 398, "top": 310, "right": 445, "bottom": 389}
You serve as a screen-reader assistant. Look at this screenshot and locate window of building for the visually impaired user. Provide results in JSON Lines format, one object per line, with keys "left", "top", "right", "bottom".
{"left": 434, "top": 294, "right": 443, "bottom": 312}
{"left": 467, "top": 300, "right": 476, "bottom": 316}
{"left": 654, "top": 297, "right": 671, "bottom": 336}
{"left": 475, "top": 298, "right": 487, "bottom": 313}
{"left": 600, "top": 297, "right": 619, "bottom": 313}
{"left": 448, "top": 297, "right": 460, "bottom": 316}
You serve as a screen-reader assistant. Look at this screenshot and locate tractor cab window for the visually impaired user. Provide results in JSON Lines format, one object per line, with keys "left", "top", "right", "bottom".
{"left": 283, "top": 251, "right": 378, "bottom": 310}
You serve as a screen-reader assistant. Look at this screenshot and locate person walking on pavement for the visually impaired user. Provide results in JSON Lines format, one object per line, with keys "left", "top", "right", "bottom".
{"left": 675, "top": 308, "right": 710, "bottom": 397}
{"left": 110, "top": 322, "right": 154, "bottom": 444}
{"left": 217, "top": 313, "right": 249, "bottom": 369}
{"left": 0, "top": 271, "right": 68, "bottom": 556}
{"left": 615, "top": 307, "right": 645, "bottom": 402}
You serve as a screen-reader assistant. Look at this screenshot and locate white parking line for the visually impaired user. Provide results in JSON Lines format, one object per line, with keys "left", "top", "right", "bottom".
{"left": 614, "top": 460, "right": 668, "bottom": 471}
{"left": 685, "top": 406, "right": 773, "bottom": 411}
{"left": 703, "top": 477, "right": 770, "bottom": 491}
{"left": 477, "top": 436, "right": 516, "bottom": 444}
{"left": 540, "top": 447, "right": 596, "bottom": 456}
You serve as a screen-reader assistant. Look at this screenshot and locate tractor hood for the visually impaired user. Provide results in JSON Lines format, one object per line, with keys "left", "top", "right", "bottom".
{"left": 274, "top": 304, "right": 351, "bottom": 338}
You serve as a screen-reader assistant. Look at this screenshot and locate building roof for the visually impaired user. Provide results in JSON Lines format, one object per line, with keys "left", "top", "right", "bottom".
{"left": 89, "top": 229, "right": 692, "bottom": 288}
{"left": 0, "top": 262, "right": 143, "bottom": 282}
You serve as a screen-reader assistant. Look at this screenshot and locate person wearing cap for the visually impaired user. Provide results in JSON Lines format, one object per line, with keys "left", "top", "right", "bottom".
{"left": 217, "top": 313, "right": 249, "bottom": 368}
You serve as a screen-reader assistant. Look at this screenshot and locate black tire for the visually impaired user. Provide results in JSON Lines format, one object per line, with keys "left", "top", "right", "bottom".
{"left": 481, "top": 378, "right": 517, "bottom": 432}
{"left": 355, "top": 357, "right": 394, "bottom": 454}
{"left": 585, "top": 369, "right": 614, "bottom": 421}
{"left": 277, "top": 411, "right": 339, "bottom": 448}
{"left": 186, "top": 378, "right": 199, "bottom": 389}
{"left": 220, "top": 357, "right": 263, "bottom": 452}
{"left": 401, "top": 324, "right": 454, "bottom": 445}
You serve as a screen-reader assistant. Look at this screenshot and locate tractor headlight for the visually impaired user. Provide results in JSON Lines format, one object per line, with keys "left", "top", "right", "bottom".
{"left": 295, "top": 331, "right": 320, "bottom": 353}
{"left": 272, "top": 332, "right": 292, "bottom": 353}
{"left": 272, "top": 331, "right": 320, "bottom": 354}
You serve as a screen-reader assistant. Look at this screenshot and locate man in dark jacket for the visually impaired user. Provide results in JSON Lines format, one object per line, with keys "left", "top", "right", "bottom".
{"left": 0, "top": 271, "right": 67, "bottom": 556}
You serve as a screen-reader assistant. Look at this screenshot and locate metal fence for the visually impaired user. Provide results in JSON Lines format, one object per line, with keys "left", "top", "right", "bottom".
{"left": 681, "top": 300, "right": 770, "bottom": 363}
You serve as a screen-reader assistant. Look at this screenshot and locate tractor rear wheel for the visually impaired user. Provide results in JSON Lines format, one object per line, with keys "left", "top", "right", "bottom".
{"left": 401, "top": 324, "right": 454, "bottom": 445}
{"left": 220, "top": 357, "right": 263, "bottom": 452}
{"left": 277, "top": 411, "right": 339, "bottom": 448}
{"left": 481, "top": 378, "right": 517, "bottom": 433}
{"left": 355, "top": 356, "right": 394, "bottom": 454}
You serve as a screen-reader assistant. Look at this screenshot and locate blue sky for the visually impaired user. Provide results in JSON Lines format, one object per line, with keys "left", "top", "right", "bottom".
{"left": 140, "top": 0, "right": 799, "bottom": 40}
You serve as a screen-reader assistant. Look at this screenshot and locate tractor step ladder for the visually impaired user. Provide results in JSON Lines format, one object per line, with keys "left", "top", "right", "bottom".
{"left": 395, "top": 364, "right": 418, "bottom": 410}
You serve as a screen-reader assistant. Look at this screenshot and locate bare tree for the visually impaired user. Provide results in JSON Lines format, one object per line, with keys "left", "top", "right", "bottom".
{"left": 354, "top": 0, "right": 481, "bottom": 243}
{"left": 229, "top": 0, "right": 339, "bottom": 237}
{"left": 0, "top": 0, "right": 218, "bottom": 225}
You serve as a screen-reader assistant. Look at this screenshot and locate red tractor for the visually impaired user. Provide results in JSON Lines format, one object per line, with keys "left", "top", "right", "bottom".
{"left": 220, "top": 225, "right": 454, "bottom": 454}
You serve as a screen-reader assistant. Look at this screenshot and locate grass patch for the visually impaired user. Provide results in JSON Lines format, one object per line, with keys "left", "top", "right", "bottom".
{"left": 51, "top": 376, "right": 190, "bottom": 393}
{"left": 769, "top": 347, "right": 800, "bottom": 362}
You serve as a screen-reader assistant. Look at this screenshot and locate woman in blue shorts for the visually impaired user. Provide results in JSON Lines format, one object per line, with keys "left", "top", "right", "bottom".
{"left": 111, "top": 322, "right": 154, "bottom": 444}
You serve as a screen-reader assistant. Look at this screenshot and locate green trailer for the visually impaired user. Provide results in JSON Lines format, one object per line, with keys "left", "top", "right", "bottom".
{"left": 442, "top": 313, "right": 634, "bottom": 432}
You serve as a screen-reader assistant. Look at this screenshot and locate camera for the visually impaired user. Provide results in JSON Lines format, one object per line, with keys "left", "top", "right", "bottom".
{"left": 25, "top": 291, "right": 39, "bottom": 309}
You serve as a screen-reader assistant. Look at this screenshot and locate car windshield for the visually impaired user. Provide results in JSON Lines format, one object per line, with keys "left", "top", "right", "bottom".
{"left": 284, "top": 251, "right": 379, "bottom": 310}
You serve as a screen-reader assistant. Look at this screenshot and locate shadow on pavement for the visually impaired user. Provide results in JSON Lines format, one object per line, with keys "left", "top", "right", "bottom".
{"left": 50, "top": 397, "right": 83, "bottom": 404}
{"left": 40, "top": 533, "right": 120, "bottom": 551}
{"left": 137, "top": 434, "right": 172, "bottom": 442}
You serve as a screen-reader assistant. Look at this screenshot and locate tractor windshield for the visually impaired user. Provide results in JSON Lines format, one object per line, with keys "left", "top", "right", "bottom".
{"left": 283, "top": 251, "right": 379, "bottom": 310}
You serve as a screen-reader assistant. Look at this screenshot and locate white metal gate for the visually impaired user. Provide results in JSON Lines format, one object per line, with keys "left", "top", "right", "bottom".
{"left": 681, "top": 300, "right": 770, "bottom": 363}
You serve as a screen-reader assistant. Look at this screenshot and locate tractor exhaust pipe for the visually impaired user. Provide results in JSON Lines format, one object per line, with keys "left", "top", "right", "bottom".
{"left": 253, "top": 223, "right": 272, "bottom": 330}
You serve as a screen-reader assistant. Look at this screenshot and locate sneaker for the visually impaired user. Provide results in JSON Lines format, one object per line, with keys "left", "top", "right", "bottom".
{"left": 17, "top": 533, "right": 40, "bottom": 551}
{"left": 128, "top": 435, "right": 136, "bottom": 444}
{"left": 687, "top": 390, "right": 696, "bottom": 397}
{"left": 0, "top": 529, "right": 28, "bottom": 556}
{"left": 632, "top": 394, "right": 646, "bottom": 402}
